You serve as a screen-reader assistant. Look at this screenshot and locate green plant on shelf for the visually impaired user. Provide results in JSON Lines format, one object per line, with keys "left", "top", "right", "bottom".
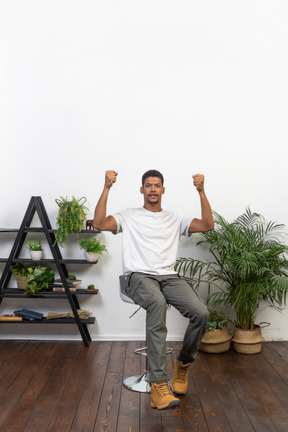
{"left": 11, "top": 263, "right": 55, "bottom": 297}
{"left": 27, "top": 240, "right": 42, "bottom": 251}
{"left": 25, "top": 265, "right": 55, "bottom": 297}
{"left": 78, "top": 238, "right": 107, "bottom": 254}
{"left": 10, "top": 263, "right": 29, "bottom": 277}
{"left": 54, "top": 196, "right": 89, "bottom": 247}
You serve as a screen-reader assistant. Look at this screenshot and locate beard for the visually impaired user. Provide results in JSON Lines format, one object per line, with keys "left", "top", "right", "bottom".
{"left": 147, "top": 195, "right": 160, "bottom": 204}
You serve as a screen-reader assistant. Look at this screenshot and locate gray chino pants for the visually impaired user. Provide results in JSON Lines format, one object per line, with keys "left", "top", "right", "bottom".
{"left": 126, "top": 272, "right": 209, "bottom": 383}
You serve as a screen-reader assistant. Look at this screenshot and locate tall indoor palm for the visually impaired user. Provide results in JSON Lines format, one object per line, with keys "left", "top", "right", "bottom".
{"left": 176, "top": 208, "right": 288, "bottom": 330}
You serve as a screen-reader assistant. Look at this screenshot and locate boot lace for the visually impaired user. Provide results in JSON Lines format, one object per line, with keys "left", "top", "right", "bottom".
{"left": 177, "top": 363, "right": 188, "bottom": 382}
{"left": 154, "top": 382, "right": 172, "bottom": 396}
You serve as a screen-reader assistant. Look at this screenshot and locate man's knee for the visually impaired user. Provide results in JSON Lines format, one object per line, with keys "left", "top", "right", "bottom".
{"left": 147, "top": 296, "right": 167, "bottom": 315}
{"left": 197, "top": 304, "right": 209, "bottom": 325}
{"left": 187, "top": 301, "right": 208, "bottom": 326}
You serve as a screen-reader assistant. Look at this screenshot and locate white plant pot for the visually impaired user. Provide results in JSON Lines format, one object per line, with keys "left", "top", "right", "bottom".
{"left": 85, "top": 252, "right": 98, "bottom": 262}
{"left": 30, "top": 250, "right": 43, "bottom": 261}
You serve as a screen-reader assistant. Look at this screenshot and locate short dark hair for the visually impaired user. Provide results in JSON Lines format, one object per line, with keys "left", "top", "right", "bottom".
{"left": 142, "top": 169, "right": 164, "bottom": 186}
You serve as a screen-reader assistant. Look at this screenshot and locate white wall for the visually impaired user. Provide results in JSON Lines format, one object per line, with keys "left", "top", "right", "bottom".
{"left": 0, "top": 0, "right": 287, "bottom": 341}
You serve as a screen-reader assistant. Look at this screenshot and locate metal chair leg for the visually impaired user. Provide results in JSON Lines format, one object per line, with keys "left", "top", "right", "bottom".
{"left": 123, "top": 371, "right": 151, "bottom": 393}
{"left": 123, "top": 345, "right": 173, "bottom": 393}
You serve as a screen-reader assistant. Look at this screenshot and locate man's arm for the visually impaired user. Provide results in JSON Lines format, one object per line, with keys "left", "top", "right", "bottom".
{"left": 93, "top": 170, "right": 118, "bottom": 231}
{"left": 188, "top": 174, "right": 214, "bottom": 234}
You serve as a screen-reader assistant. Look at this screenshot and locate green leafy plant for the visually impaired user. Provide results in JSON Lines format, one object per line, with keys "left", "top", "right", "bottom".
{"left": 27, "top": 240, "right": 42, "bottom": 251}
{"left": 11, "top": 264, "right": 55, "bottom": 296}
{"left": 55, "top": 196, "right": 88, "bottom": 247}
{"left": 68, "top": 274, "right": 77, "bottom": 280}
{"left": 176, "top": 208, "right": 288, "bottom": 330}
{"left": 206, "top": 309, "right": 228, "bottom": 331}
{"left": 78, "top": 238, "right": 107, "bottom": 254}
{"left": 25, "top": 265, "right": 55, "bottom": 297}
{"left": 10, "top": 263, "right": 29, "bottom": 277}
{"left": 87, "top": 284, "right": 95, "bottom": 290}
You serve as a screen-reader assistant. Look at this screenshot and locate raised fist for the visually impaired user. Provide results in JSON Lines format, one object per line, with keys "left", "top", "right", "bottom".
{"left": 193, "top": 174, "right": 205, "bottom": 192}
{"left": 105, "top": 170, "right": 118, "bottom": 188}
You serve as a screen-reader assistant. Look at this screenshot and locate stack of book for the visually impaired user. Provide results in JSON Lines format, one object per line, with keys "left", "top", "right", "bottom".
{"left": 53, "top": 278, "right": 82, "bottom": 292}
{"left": 14, "top": 309, "right": 44, "bottom": 321}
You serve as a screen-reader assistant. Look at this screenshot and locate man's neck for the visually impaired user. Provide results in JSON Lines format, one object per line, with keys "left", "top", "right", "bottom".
{"left": 143, "top": 203, "right": 162, "bottom": 213}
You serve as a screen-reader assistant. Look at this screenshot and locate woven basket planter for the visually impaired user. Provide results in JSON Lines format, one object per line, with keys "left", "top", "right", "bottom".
{"left": 199, "top": 327, "right": 232, "bottom": 354}
{"left": 232, "top": 326, "right": 265, "bottom": 354}
{"left": 16, "top": 275, "right": 28, "bottom": 291}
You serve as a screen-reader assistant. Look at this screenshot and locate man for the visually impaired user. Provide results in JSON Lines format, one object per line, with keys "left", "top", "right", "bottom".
{"left": 93, "top": 169, "right": 214, "bottom": 410}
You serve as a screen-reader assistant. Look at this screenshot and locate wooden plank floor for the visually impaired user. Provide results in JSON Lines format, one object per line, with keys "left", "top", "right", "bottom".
{"left": 0, "top": 340, "right": 287, "bottom": 432}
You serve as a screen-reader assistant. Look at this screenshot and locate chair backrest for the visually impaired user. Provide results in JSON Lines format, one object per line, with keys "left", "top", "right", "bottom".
{"left": 119, "top": 275, "right": 135, "bottom": 304}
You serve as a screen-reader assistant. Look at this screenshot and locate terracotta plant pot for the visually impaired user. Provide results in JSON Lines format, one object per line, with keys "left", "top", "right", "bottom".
{"left": 232, "top": 325, "right": 265, "bottom": 354}
{"left": 199, "top": 327, "right": 232, "bottom": 353}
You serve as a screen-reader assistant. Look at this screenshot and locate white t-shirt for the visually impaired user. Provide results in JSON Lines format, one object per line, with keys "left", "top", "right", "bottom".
{"left": 113, "top": 207, "right": 193, "bottom": 275}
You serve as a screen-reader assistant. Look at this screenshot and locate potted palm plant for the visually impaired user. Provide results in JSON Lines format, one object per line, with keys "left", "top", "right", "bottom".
{"left": 78, "top": 237, "right": 107, "bottom": 262}
{"left": 176, "top": 208, "right": 288, "bottom": 354}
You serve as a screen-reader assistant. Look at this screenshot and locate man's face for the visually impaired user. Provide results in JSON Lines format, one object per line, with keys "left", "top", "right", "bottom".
{"left": 140, "top": 176, "right": 165, "bottom": 206}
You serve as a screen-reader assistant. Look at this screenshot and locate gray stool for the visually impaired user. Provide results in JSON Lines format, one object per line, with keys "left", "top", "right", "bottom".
{"left": 119, "top": 275, "right": 173, "bottom": 393}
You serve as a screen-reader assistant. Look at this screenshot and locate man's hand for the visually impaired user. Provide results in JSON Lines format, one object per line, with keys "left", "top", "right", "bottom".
{"left": 105, "top": 170, "right": 118, "bottom": 189}
{"left": 193, "top": 174, "right": 205, "bottom": 192}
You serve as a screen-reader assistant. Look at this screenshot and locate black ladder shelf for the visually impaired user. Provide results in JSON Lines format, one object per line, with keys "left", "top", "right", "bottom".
{"left": 0, "top": 196, "right": 99, "bottom": 347}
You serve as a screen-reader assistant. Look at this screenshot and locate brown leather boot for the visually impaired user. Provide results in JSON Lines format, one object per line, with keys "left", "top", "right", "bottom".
{"left": 171, "top": 358, "right": 191, "bottom": 395}
{"left": 150, "top": 382, "right": 180, "bottom": 409}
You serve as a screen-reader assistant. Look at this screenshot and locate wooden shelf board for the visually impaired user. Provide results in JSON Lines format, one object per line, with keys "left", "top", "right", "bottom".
{"left": 0, "top": 317, "right": 96, "bottom": 324}
{"left": 11, "top": 258, "right": 98, "bottom": 264}
{"left": 0, "top": 288, "right": 99, "bottom": 298}
{"left": 0, "top": 228, "right": 100, "bottom": 233}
